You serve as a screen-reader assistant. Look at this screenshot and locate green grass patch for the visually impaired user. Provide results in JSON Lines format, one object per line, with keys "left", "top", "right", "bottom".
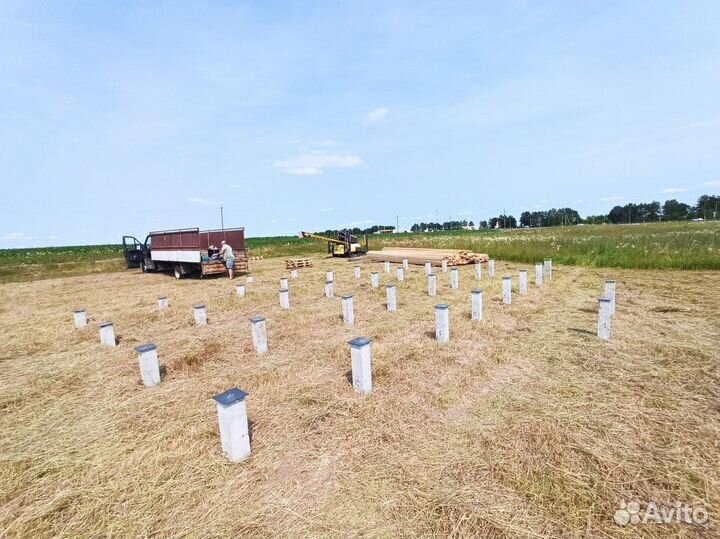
{"left": 1, "top": 222, "right": 717, "bottom": 284}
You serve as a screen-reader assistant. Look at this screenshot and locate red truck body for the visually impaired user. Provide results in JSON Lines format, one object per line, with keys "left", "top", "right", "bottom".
{"left": 149, "top": 228, "right": 247, "bottom": 252}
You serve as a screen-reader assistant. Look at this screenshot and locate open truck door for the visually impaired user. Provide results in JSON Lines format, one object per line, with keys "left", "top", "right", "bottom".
{"left": 122, "top": 236, "right": 143, "bottom": 268}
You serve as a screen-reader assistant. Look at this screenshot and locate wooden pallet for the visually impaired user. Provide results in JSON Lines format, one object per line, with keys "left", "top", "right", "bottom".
{"left": 286, "top": 258, "right": 313, "bottom": 269}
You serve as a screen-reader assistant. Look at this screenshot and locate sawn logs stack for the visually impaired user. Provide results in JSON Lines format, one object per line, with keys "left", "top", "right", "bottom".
{"left": 366, "top": 247, "right": 489, "bottom": 266}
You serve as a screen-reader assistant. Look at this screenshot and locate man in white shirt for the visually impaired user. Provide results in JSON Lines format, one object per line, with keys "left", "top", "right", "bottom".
{"left": 219, "top": 240, "right": 236, "bottom": 279}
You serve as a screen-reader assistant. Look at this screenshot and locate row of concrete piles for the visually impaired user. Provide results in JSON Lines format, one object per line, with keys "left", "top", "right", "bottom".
{"left": 72, "top": 256, "right": 618, "bottom": 462}
{"left": 69, "top": 271, "right": 277, "bottom": 462}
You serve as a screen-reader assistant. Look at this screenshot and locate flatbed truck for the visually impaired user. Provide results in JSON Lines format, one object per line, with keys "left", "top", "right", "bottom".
{"left": 122, "top": 227, "right": 248, "bottom": 279}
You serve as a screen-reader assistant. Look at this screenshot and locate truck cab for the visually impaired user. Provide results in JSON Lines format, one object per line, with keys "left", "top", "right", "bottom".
{"left": 122, "top": 236, "right": 146, "bottom": 269}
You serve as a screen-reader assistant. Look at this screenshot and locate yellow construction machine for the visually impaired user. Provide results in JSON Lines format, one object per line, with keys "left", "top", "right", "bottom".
{"left": 298, "top": 230, "right": 368, "bottom": 257}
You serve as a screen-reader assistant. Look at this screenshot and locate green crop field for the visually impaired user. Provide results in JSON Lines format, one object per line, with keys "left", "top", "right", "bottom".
{"left": 1, "top": 221, "right": 718, "bottom": 284}
{"left": 0, "top": 245, "right": 125, "bottom": 284}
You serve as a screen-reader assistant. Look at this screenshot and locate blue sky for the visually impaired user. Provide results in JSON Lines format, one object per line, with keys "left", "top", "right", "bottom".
{"left": 1, "top": 1, "right": 719, "bottom": 247}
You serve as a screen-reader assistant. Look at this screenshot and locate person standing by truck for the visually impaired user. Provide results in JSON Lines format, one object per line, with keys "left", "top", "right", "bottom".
{"left": 219, "top": 240, "right": 236, "bottom": 279}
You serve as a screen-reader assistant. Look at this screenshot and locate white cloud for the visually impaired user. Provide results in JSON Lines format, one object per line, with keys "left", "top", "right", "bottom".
{"left": 273, "top": 151, "right": 363, "bottom": 175}
{"left": 661, "top": 187, "right": 686, "bottom": 194}
{"left": 188, "top": 197, "right": 211, "bottom": 204}
{"left": 600, "top": 196, "right": 624, "bottom": 203}
{"left": 285, "top": 167, "right": 323, "bottom": 176}
{"left": 316, "top": 139, "right": 339, "bottom": 147}
{"left": 362, "top": 107, "right": 389, "bottom": 125}
{"left": 347, "top": 219, "right": 374, "bottom": 227}
{"left": 701, "top": 180, "right": 720, "bottom": 188}
{"left": 1, "top": 232, "right": 27, "bottom": 240}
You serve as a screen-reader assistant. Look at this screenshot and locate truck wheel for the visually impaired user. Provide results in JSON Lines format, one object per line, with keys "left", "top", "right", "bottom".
{"left": 174, "top": 265, "right": 183, "bottom": 279}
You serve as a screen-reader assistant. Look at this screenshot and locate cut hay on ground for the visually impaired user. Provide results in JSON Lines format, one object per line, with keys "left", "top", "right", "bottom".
{"left": 0, "top": 258, "right": 718, "bottom": 538}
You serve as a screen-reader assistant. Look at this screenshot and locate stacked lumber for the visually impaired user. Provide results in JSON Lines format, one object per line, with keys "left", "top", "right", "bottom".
{"left": 286, "top": 258, "right": 313, "bottom": 269}
{"left": 366, "top": 247, "right": 488, "bottom": 266}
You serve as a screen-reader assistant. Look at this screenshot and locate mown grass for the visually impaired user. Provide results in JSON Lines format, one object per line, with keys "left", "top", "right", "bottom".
{"left": 1, "top": 256, "right": 718, "bottom": 538}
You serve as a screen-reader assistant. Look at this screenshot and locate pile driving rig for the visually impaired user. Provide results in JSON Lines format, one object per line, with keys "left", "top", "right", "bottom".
{"left": 298, "top": 230, "right": 368, "bottom": 257}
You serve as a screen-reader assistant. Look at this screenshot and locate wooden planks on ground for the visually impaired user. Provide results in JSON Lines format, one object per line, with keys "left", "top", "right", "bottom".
{"left": 366, "top": 247, "right": 489, "bottom": 266}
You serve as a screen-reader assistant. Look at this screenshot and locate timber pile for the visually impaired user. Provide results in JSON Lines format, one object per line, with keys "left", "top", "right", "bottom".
{"left": 366, "top": 247, "right": 489, "bottom": 266}
{"left": 286, "top": 258, "right": 313, "bottom": 269}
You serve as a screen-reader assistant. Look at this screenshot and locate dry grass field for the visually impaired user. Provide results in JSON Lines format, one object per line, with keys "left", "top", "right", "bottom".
{"left": 1, "top": 256, "right": 718, "bottom": 538}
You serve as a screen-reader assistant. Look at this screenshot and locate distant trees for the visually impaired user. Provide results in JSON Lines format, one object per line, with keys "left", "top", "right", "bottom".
{"left": 584, "top": 215, "right": 607, "bottom": 225}
{"left": 402, "top": 192, "right": 718, "bottom": 233}
{"left": 639, "top": 202, "right": 661, "bottom": 222}
{"left": 489, "top": 215, "right": 517, "bottom": 228}
{"left": 409, "top": 220, "right": 472, "bottom": 232}
{"left": 519, "top": 208, "right": 580, "bottom": 227}
{"left": 658, "top": 200, "right": 691, "bottom": 221}
{"left": 696, "top": 195, "right": 720, "bottom": 219}
{"left": 608, "top": 202, "right": 662, "bottom": 224}
{"left": 364, "top": 225, "right": 396, "bottom": 234}
{"left": 605, "top": 196, "right": 720, "bottom": 223}
{"left": 317, "top": 225, "right": 395, "bottom": 236}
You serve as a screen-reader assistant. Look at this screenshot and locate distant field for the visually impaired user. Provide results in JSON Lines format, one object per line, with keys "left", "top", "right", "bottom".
{"left": 250, "top": 221, "right": 720, "bottom": 270}
{"left": 0, "top": 245, "right": 125, "bottom": 284}
{"left": 1, "top": 222, "right": 718, "bottom": 283}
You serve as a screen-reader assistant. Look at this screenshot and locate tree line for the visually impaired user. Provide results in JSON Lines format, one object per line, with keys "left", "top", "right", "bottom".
{"left": 406, "top": 194, "right": 719, "bottom": 231}
{"left": 313, "top": 194, "right": 718, "bottom": 236}
{"left": 314, "top": 225, "right": 397, "bottom": 237}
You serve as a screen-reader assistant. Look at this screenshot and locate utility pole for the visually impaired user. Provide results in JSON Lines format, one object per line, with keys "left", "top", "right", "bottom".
{"left": 396, "top": 215, "right": 399, "bottom": 234}
{"left": 220, "top": 204, "right": 224, "bottom": 230}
